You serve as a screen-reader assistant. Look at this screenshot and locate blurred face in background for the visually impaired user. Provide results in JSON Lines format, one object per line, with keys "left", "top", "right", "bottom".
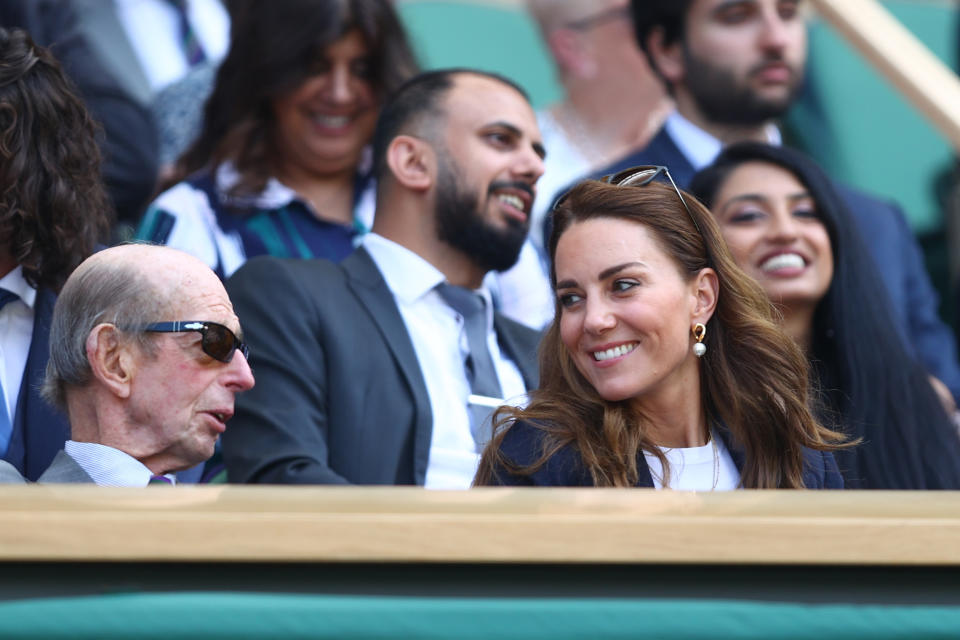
{"left": 271, "top": 28, "right": 379, "bottom": 179}
{"left": 710, "top": 161, "right": 832, "bottom": 315}
{"left": 679, "top": 0, "right": 806, "bottom": 125}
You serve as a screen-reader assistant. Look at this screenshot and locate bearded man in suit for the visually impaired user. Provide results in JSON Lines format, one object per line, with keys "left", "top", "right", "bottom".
{"left": 223, "top": 69, "right": 546, "bottom": 488}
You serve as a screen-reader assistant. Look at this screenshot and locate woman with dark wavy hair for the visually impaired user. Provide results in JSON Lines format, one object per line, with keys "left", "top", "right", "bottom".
{"left": 0, "top": 27, "right": 109, "bottom": 480}
{"left": 137, "top": 0, "right": 417, "bottom": 277}
{"left": 475, "top": 170, "right": 845, "bottom": 489}
{"left": 690, "top": 142, "right": 960, "bottom": 489}
{"left": 0, "top": 28, "right": 110, "bottom": 292}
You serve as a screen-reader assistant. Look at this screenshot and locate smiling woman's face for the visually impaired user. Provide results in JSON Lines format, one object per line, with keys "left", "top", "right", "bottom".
{"left": 711, "top": 161, "right": 833, "bottom": 313}
{"left": 270, "top": 29, "right": 378, "bottom": 180}
{"left": 554, "top": 217, "right": 703, "bottom": 405}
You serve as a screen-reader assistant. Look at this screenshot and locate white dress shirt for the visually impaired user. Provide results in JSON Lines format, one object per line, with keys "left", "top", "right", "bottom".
{"left": 114, "top": 0, "right": 230, "bottom": 93}
{"left": 0, "top": 267, "right": 36, "bottom": 426}
{"left": 64, "top": 440, "right": 176, "bottom": 487}
{"left": 364, "top": 233, "right": 528, "bottom": 489}
{"left": 664, "top": 111, "right": 782, "bottom": 171}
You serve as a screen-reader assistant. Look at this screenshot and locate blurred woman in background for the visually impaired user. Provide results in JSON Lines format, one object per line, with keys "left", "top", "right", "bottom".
{"left": 137, "top": 0, "right": 417, "bottom": 277}
{"left": 690, "top": 142, "right": 960, "bottom": 489}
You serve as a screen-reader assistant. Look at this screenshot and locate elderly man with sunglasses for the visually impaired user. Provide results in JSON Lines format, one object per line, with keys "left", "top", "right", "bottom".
{"left": 36, "top": 244, "right": 254, "bottom": 486}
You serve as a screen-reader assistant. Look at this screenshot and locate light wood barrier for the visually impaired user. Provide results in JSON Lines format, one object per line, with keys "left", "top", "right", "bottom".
{"left": 2, "top": 486, "right": 959, "bottom": 605}
{"left": 1, "top": 486, "right": 958, "bottom": 564}
{"left": 809, "top": 0, "right": 960, "bottom": 153}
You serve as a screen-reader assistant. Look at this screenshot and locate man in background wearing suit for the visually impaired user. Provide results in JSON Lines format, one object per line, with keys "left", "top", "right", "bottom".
{"left": 223, "top": 69, "right": 546, "bottom": 489}
{"left": 574, "top": 0, "right": 960, "bottom": 406}
{"left": 38, "top": 245, "right": 254, "bottom": 485}
{"left": 0, "top": 28, "right": 110, "bottom": 481}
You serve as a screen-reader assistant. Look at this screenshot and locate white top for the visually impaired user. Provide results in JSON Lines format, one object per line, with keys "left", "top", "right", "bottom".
{"left": 114, "top": 0, "right": 230, "bottom": 93}
{"left": 643, "top": 432, "right": 740, "bottom": 491}
{"left": 0, "top": 267, "right": 35, "bottom": 426}
{"left": 664, "top": 111, "right": 782, "bottom": 171}
{"left": 64, "top": 440, "right": 176, "bottom": 487}
{"left": 363, "top": 233, "right": 528, "bottom": 489}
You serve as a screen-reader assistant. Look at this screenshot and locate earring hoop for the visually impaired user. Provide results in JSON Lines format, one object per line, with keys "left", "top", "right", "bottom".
{"left": 692, "top": 323, "right": 706, "bottom": 358}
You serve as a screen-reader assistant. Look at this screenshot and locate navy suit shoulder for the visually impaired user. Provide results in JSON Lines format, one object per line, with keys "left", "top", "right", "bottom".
{"left": 486, "top": 419, "right": 594, "bottom": 486}
{"left": 4, "top": 287, "right": 71, "bottom": 481}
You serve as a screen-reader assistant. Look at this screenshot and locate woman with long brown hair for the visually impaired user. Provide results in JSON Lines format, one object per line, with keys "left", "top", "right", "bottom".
{"left": 475, "top": 168, "right": 844, "bottom": 489}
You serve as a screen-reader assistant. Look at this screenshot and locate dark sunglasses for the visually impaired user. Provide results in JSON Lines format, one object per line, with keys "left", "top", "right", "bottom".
{"left": 143, "top": 321, "right": 249, "bottom": 363}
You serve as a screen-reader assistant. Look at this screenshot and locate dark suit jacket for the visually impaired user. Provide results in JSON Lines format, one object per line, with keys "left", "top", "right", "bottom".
{"left": 222, "top": 248, "right": 542, "bottom": 485}
{"left": 565, "top": 127, "right": 960, "bottom": 400}
{"left": 484, "top": 420, "right": 843, "bottom": 489}
{"left": 3, "top": 288, "right": 71, "bottom": 481}
{"left": 36, "top": 450, "right": 93, "bottom": 483}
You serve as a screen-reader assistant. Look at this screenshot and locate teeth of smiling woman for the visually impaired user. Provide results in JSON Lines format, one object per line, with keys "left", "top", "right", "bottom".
{"left": 498, "top": 194, "right": 524, "bottom": 210}
{"left": 761, "top": 253, "right": 804, "bottom": 272}
{"left": 593, "top": 343, "right": 637, "bottom": 361}
{"left": 313, "top": 114, "right": 349, "bottom": 128}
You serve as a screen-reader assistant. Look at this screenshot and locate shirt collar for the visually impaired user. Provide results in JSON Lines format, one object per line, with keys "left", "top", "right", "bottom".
{"left": 214, "top": 162, "right": 298, "bottom": 210}
{"left": 665, "top": 111, "right": 782, "bottom": 171}
{"left": 64, "top": 440, "right": 175, "bottom": 487}
{"left": 363, "top": 233, "right": 447, "bottom": 304}
{"left": 0, "top": 265, "right": 37, "bottom": 311}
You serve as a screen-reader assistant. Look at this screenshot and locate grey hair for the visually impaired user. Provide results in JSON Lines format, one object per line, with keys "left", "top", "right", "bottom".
{"left": 42, "top": 256, "right": 169, "bottom": 410}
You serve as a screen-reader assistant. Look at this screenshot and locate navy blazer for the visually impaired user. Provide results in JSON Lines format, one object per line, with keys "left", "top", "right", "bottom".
{"left": 484, "top": 420, "right": 843, "bottom": 489}
{"left": 558, "top": 127, "right": 960, "bottom": 400}
{"left": 3, "top": 287, "right": 71, "bottom": 481}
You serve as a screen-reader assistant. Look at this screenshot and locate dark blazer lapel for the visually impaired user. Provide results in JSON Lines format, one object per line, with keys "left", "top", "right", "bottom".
{"left": 645, "top": 126, "right": 698, "bottom": 188}
{"left": 341, "top": 247, "right": 433, "bottom": 483}
{"left": 7, "top": 288, "right": 70, "bottom": 481}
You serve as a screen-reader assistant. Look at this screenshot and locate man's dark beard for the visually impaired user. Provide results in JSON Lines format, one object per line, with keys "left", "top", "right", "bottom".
{"left": 683, "top": 45, "right": 802, "bottom": 126}
{"left": 434, "top": 159, "right": 530, "bottom": 274}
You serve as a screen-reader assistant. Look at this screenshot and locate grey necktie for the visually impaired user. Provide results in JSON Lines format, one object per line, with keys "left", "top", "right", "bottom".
{"left": 436, "top": 283, "right": 504, "bottom": 451}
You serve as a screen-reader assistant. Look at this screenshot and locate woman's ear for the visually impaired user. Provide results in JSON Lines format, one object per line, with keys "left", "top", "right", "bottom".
{"left": 86, "top": 324, "right": 136, "bottom": 399}
{"left": 386, "top": 134, "right": 433, "bottom": 192}
{"left": 691, "top": 267, "right": 719, "bottom": 324}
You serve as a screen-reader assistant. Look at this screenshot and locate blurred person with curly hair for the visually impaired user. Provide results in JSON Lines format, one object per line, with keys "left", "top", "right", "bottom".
{"left": 0, "top": 27, "right": 111, "bottom": 480}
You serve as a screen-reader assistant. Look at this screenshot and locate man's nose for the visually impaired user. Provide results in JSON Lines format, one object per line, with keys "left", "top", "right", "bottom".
{"left": 226, "top": 351, "right": 256, "bottom": 391}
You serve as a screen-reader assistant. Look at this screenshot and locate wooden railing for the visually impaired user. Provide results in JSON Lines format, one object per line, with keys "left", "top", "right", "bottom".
{"left": 809, "top": 0, "right": 960, "bottom": 153}
{"left": 1, "top": 486, "right": 958, "bottom": 564}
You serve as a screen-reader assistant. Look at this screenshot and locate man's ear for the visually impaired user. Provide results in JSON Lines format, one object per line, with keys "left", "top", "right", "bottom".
{"left": 548, "top": 28, "right": 595, "bottom": 77}
{"left": 86, "top": 324, "right": 136, "bottom": 399}
{"left": 647, "top": 25, "right": 684, "bottom": 86}
{"left": 691, "top": 267, "right": 719, "bottom": 325}
{"left": 386, "top": 134, "right": 433, "bottom": 192}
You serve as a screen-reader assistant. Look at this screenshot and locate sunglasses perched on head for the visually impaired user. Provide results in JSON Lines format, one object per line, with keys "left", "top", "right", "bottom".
{"left": 142, "top": 321, "right": 249, "bottom": 363}
{"left": 603, "top": 165, "right": 703, "bottom": 234}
